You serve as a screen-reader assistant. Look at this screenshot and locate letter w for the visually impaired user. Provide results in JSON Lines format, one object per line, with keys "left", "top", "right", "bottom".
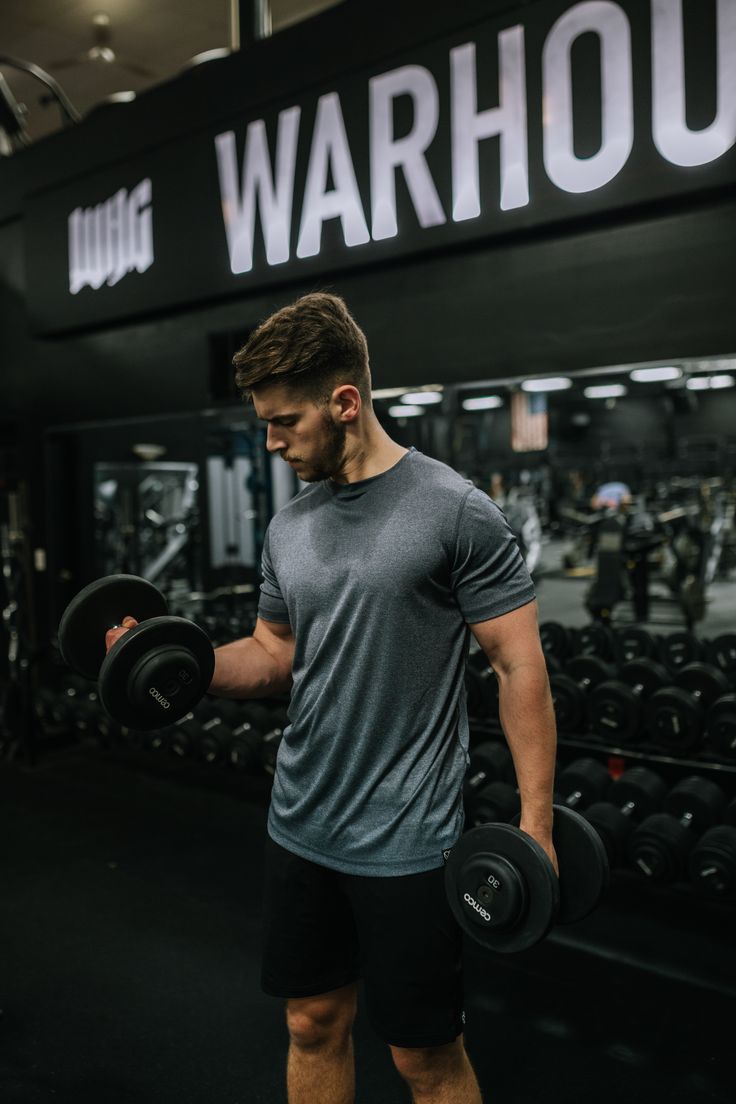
{"left": 215, "top": 106, "right": 301, "bottom": 274}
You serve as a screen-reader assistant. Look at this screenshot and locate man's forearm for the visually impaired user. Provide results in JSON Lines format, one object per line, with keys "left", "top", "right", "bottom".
{"left": 496, "top": 661, "right": 557, "bottom": 835}
{"left": 208, "top": 636, "right": 292, "bottom": 699}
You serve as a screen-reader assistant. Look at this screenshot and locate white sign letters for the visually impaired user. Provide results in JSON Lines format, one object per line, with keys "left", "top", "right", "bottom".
{"left": 68, "top": 179, "right": 153, "bottom": 295}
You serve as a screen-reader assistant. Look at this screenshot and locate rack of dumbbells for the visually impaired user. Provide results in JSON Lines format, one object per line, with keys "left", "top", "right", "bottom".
{"left": 34, "top": 584, "right": 288, "bottom": 802}
{"left": 464, "top": 620, "right": 736, "bottom": 907}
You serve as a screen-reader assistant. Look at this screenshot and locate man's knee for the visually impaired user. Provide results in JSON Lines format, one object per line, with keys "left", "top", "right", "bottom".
{"left": 286, "top": 984, "right": 358, "bottom": 1052}
{"left": 390, "top": 1037, "right": 465, "bottom": 1092}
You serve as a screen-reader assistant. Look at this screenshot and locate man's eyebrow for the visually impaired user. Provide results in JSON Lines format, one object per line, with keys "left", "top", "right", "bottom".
{"left": 257, "top": 413, "right": 298, "bottom": 423}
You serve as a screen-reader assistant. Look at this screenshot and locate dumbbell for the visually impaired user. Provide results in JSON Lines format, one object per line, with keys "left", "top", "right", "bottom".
{"left": 549, "top": 656, "right": 615, "bottom": 733}
{"left": 583, "top": 767, "right": 667, "bottom": 867}
{"left": 463, "top": 741, "right": 516, "bottom": 813}
{"left": 705, "top": 633, "right": 736, "bottom": 681}
{"left": 539, "top": 622, "right": 575, "bottom": 664}
{"left": 58, "top": 574, "right": 215, "bottom": 731}
{"left": 556, "top": 757, "right": 611, "bottom": 811}
{"left": 445, "top": 805, "right": 609, "bottom": 953}
{"left": 706, "top": 693, "right": 736, "bottom": 760}
{"left": 466, "top": 780, "right": 520, "bottom": 827}
{"left": 628, "top": 775, "right": 727, "bottom": 883}
{"left": 689, "top": 797, "right": 736, "bottom": 898}
{"left": 575, "top": 623, "right": 618, "bottom": 663}
{"left": 588, "top": 659, "right": 671, "bottom": 744}
{"left": 658, "top": 630, "right": 702, "bottom": 674}
{"left": 195, "top": 697, "right": 263, "bottom": 770}
{"left": 644, "top": 663, "right": 730, "bottom": 753}
{"left": 613, "top": 625, "right": 660, "bottom": 664}
{"left": 465, "top": 655, "right": 499, "bottom": 721}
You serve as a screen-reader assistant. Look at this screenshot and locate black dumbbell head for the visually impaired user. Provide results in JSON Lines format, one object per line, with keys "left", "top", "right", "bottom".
{"left": 659, "top": 631, "right": 700, "bottom": 672}
{"left": 444, "top": 821, "right": 559, "bottom": 953}
{"left": 540, "top": 622, "right": 574, "bottom": 662}
{"left": 611, "top": 767, "right": 667, "bottom": 817}
{"left": 689, "top": 826, "right": 736, "bottom": 898}
{"left": 629, "top": 813, "right": 692, "bottom": 882}
{"left": 467, "top": 741, "right": 515, "bottom": 786}
{"left": 616, "top": 626, "right": 658, "bottom": 664}
{"left": 706, "top": 694, "right": 736, "bottom": 759}
{"left": 468, "top": 781, "right": 520, "bottom": 827}
{"left": 708, "top": 633, "right": 736, "bottom": 680}
{"left": 558, "top": 758, "right": 611, "bottom": 805}
{"left": 663, "top": 775, "right": 726, "bottom": 832}
{"left": 59, "top": 574, "right": 168, "bottom": 680}
{"left": 575, "top": 623, "right": 617, "bottom": 662}
{"left": 99, "top": 616, "right": 214, "bottom": 730}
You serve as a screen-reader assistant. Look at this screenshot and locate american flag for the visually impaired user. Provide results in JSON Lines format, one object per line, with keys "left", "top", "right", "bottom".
{"left": 511, "top": 391, "right": 548, "bottom": 452}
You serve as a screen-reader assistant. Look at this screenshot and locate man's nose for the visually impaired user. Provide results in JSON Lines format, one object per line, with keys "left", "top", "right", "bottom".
{"left": 266, "top": 426, "right": 286, "bottom": 452}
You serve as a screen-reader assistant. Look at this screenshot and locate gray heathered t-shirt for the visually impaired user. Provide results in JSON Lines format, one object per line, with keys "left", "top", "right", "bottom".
{"left": 257, "top": 446, "right": 535, "bottom": 876}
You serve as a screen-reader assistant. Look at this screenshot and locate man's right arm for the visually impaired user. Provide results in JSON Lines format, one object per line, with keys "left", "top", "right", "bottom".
{"left": 208, "top": 617, "right": 295, "bottom": 700}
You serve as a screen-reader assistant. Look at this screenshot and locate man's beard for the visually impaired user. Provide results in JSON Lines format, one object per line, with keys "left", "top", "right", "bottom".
{"left": 289, "top": 411, "right": 347, "bottom": 482}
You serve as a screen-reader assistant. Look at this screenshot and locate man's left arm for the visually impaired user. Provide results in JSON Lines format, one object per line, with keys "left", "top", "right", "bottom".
{"left": 468, "top": 598, "right": 559, "bottom": 875}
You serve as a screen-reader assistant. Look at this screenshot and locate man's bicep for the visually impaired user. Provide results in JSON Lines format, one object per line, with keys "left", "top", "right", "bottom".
{"left": 253, "top": 616, "right": 295, "bottom": 679}
{"left": 468, "top": 599, "right": 542, "bottom": 674}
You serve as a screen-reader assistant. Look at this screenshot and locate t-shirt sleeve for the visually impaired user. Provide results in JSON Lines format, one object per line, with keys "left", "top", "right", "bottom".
{"left": 257, "top": 526, "right": 291, "bottom": 624}
{"left": 450, "top": 488, "right": 536, "bottom": 623}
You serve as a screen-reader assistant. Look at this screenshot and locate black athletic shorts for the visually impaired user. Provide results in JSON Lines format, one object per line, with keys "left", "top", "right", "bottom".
{"left": 260, "top": 834, "right": 465, "bottom": 1049}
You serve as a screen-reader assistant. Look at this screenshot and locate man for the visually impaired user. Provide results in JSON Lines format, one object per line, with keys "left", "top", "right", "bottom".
{"left": 108, "top": 292, "right": 558, "bottom": 1104}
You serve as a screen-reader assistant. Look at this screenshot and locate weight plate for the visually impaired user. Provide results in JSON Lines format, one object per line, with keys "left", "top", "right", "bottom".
{"left": 549, "top": 674, "right": 586, "bottom": 732}
{"left": 565, "top": 655, "right": 614, "bottom": 686}
{"left": 616, "top": 626, "right": 657, "bottom": 663}
{"left": 551, "top": 805, "right": 609, "bottom": 923}
{"left": 706, "top": 694, "right": 736, "bottom": 759}
{"left": 645, "top": 687, "right": 703, "bottom": 751}
{"left": 589, "top": 680, "right": 639, "bottom": 743}
{"left": 676, "top": 662, "right": 730, "bottom": 705}
{"left": 445, "top": 823, "right": 559, "bottom": 954}
{"left": 709, "top": 634, "right": 736, "bottom": 680}
{"left": 664, "top": 775, "right": 726, "bottom": 832}
{"left": 659, "top": 631, "right": 699, "bottom": 672}
{"left": 620, "top": 658, "right": 670, "bottom": 697}
{"left": 612, "top": 767, "right": 667, "bottom": 818}
{"left": 59, "top": 575, "right": 168, "bottom": 680}
{"left": 575, "top": 624, "right": 616, "bottom": 661}
{"left": 98, "top": 617, "right": 214, "bottom": 730}
{"left": 689, "top": 826, "right": 736, "bottom": 897}
{"left": 540, "top": 622, "right": 572, "bottom": 661}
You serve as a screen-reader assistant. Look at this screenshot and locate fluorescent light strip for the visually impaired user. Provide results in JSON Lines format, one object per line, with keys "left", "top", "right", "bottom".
{"left": 388, "top": 405, "right": 425, "bottom": 417}
{"left": 630, "top": 366, "right": 681, "bottom": 382}
{"left": 400, "top": 391, "right": 443, "bottom": 405}
{"left": 584, "top": 384, "right": 627, "bottom": 399}
{"left": 462, "top": 396, "right": 504, "bottom": 411}
{"left": 522, "top": 378, "right": 572, "bottom": 392}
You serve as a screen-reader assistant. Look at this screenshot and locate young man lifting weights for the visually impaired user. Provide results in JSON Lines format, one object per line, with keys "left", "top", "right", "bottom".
{"left": 108, "top": 292, "right": 558, "bottom": 1104}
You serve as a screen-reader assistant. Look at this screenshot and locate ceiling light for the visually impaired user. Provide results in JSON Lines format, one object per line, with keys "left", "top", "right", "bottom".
{"left": 388, "top": 405, "right": 425, "bottom": 418}
{"left": 686, "top": 374, "right": 734, "bottom": 391}
{"left": 584, "top": 384, "right": 627, "bottom": 399}
{"left": 372, "top": 387, "right": 410, "bottom": 399}
{"left": 630, "top": 366, "right": 681, "bottom": 382}
{"left": 461, "top": 396, "right": 504, "bottom": 411}
{"left": 400, "top": 391, "right": 443, "bottom": 405}
{"left": 521, "top": 378, "right": 572, "bottom": 392}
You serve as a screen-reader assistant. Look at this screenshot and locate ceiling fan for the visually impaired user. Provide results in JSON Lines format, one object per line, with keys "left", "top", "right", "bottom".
{"left": 50, "top": 12, "right": 156, "bottom": 79}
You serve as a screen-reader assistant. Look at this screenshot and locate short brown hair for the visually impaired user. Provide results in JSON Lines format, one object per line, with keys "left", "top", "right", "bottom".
{"left": 233, "top": 292, "right": 372, "bottom": 410}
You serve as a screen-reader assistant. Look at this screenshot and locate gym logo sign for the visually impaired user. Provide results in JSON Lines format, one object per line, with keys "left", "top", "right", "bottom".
{"left": 214, "top": 0, "right": 736, "bottom": 276}
{"left": 67, "top": 178, "right": 154, "bottom": 294}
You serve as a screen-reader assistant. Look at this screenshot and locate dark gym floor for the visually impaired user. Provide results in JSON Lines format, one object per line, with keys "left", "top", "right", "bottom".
{"left": 1, "top": 739, "right": 732, "bottom": 1104}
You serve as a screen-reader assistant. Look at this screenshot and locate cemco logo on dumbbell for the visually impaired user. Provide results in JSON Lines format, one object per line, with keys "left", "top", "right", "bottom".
{"left": 148, "top": 686, "right": 172, "bottom": 710}
{"left": 463, "top": 893, "right": 492, "bottom": 922}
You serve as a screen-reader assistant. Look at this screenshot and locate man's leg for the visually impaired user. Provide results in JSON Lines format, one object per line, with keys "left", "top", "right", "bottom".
{"left": 390, "top": 1036, "right": 483, "bottom": 1104}
{"left": 285, "top": 982, "right": 359, "bottom": 1104}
